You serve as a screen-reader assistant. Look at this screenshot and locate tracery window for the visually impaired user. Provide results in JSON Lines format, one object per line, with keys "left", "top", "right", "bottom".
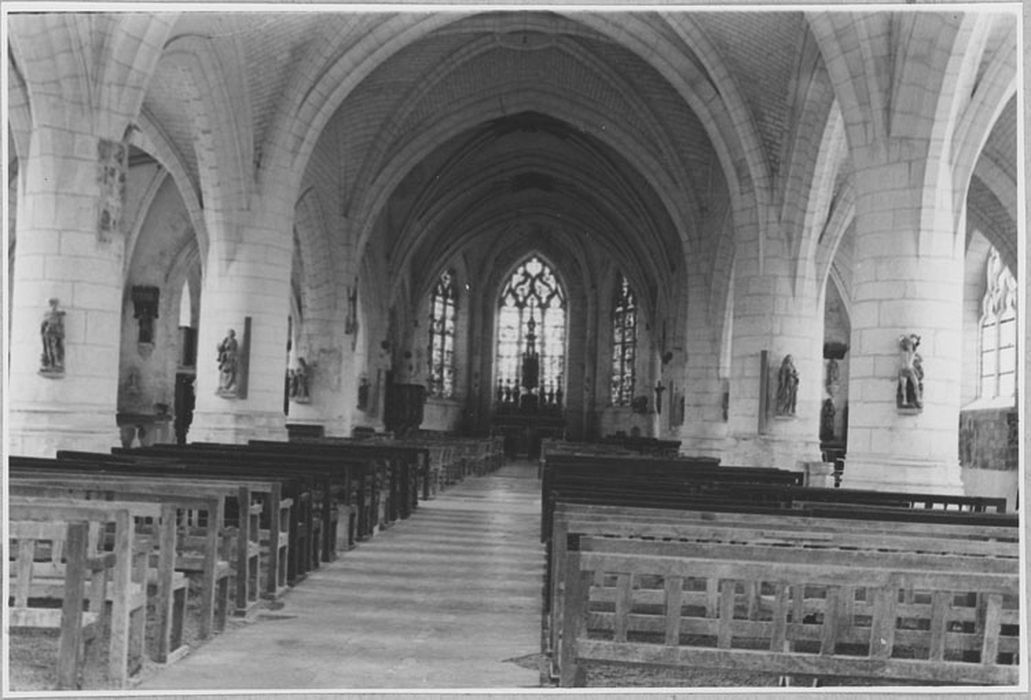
{"left": 979, "top": 248, "right": 1017, "bottom": 400}
{"left": 428, "top": 269, "right": 457, "bottom": 398}
{"left": 495, "top": 256, "right": 566, "bottom": 396}
{"left": 610, "top": 275, "right": 637, "bottom": 406}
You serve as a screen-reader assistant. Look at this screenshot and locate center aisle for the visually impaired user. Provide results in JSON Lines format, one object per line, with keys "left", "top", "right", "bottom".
{"left": 139, "top": 460, "right": 545, "bottom": 691}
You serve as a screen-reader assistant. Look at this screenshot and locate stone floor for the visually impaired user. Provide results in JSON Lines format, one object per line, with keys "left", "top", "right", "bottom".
{"left": 137, "top": 460, "right": 545, "bottom": 692}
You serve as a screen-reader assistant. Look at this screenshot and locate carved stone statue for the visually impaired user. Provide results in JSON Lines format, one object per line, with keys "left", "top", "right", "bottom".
{"left": 289, "top": 357, "right": 311, "bottom": 402}
{"left": 820, "top": 398, "right": 836, "bottom": 442}
{"left": 357, "top": 376, "right": 370, "bottom": 411}
{"left": 40, "top": 298, "right": 66, "bottom": 375}
{"left": 775, "top": 354, "right": 799, "bottom": 416}
{"left": 216, "top": 328, "right": 239, "bottom": 396}
{"left": 897, "top": 334, "right": 924, "bottom": 409}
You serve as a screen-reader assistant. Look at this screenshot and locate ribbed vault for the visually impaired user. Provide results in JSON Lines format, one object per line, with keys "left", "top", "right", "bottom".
{"left": 383, "top": 112, "right": 680, "bottom": 315}
{"left": 301, "top": 11, "right": 736, "bottom": 338}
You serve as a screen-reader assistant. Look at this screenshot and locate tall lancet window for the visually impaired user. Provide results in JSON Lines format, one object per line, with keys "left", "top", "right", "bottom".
{"left": 979, "top": 248, "right": 1017, "bottom": 400}
{"left": 495, "top": 256, "right": 566, "bottom": 398}
{"left": 610, "top": 274, "right": 637, "bottom": 406}
{"left": 428, "top": 269, "right": 457, "bottom": 398}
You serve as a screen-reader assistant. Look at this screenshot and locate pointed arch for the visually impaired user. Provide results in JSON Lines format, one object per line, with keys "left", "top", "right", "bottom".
{"left": 494, "top": 254, "right": 568, "bottom": 398}
{"left": 427, "top": 268, "right": 458, "bottom": 399}
{"left": 976, "top": 246, "right": 1017, "bottom": 402}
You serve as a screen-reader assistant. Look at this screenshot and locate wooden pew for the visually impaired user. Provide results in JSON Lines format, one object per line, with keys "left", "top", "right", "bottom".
{"left": 121, "top": 442, "right": 361, "bottom": 561}
{"left": 9, "top": 503, "right": 147, "bottom": 688}
{"left": 269, "top": 437, "right": 425, "bottom": 518}
{"left": 15, "top": 454, "right": 276, "bottom": 615}
{"left": 10, "top": 474, "right": 230, "bottom": 640}
{"left": 11, "top": 495, "right": 192, "bottom": 665}
{"left": 9, "top": 519, "right": 105, "bottom": 689}
{"left": 543, "top": 501, "right": 1020, "bottom": 684}
{"left": 540, "top": 452, "right": 1006, "bottom": 544}
{"left": 554, "top": 528, "right": 1020, "bottom": 687}
{"left": 59, "top": 448, "right": 299, "bottom": 595}
{"left": 541, "top": 456, "right": 805, "bottom": 542}
{"left": 599, "top": 435, "right": 683, "bottom": 457}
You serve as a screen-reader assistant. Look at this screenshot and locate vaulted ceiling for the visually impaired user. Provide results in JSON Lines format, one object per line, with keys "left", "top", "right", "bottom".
{"left": 10, "top": 9, "right": 1019, "bottom": 295}
{"left": 136, "top": 10, "right": 814, "bottom": 291}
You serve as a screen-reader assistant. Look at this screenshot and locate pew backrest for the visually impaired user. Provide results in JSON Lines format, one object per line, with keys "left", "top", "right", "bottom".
{"left": 556, "top": 533, "right": 1020, "bottom": 687}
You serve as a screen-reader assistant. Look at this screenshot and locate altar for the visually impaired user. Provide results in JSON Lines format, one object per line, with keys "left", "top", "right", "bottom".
{"left": 490, "top": 313, "right": 566, "bottom": 458}
{"left": 491, "top": 409, "right": 566, "bottom": 459}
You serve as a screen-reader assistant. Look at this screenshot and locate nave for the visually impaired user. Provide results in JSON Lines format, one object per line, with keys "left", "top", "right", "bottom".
{"left": 139, "top": 461, "right": 544, "bottom": 691}
{"left": 4, "top": 6, "right": 1022, "bottom": 694}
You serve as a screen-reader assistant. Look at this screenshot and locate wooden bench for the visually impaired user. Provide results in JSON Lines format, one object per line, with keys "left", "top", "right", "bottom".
{"left": 554, "top": 531, "right": 1020, "bottom": 687}
{"left": 599, "top": 435, "right": 683, "bottom": 457}
{"left": 9, "top": 503, "right": 148, "bottom": 688}
{"left": 540, "top": 452, "right": 1006, "bottom": 544}
{"left": 541, "top": 486, "right": 1016, "bottom": 610}
{"left": 15, "top": 455, "right": 278, "bottom": 614}
{"left": 541, "top": 457, "right": 805, "bottom": 542}
{"left": 552, "top": 503, "right": 1018, "bottom": 688}
{"left": 11, "top": 495, "right": 193, "bottom": 665}
{"left": 544, "top": 502, "right": 1020, "bottom": 681}
{"left": 10, "top": 474, "right": 230, "bottom": 640}
{"left": 113, "top": 444, "right": 347, "bottom": 572}
{"left": 9, "top": 519, "right": 106, "bottom": 689}
{"left": 59, "top": 449, "right": 300, "bottom": 596}
{"left": 146, "top": 441, "right": 380, "bottom": 549}
{"left": 273, "top": 437, "right": 425, "bottom": 516}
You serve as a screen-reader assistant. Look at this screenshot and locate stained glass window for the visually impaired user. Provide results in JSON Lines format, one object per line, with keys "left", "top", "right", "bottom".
{"left": 428, "top": 269, "right": 457, "bottom": 398}
{"left": 979, "top": 248, "right": 1017, "bottom": 400}
{"left": 610, "top": 275, "right": 637, "bottom": 406}
{"left": 495, "top": 256, "right": 566, "bottom": 397}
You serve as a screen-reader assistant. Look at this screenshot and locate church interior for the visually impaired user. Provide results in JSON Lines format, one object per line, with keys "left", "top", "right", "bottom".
{"left": 3, "top": 5, "right": 1024, "bottom": 693}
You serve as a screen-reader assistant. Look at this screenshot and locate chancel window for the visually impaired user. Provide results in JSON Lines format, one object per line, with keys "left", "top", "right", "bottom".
{"left": 610, "top": 275, "right": 637, "bottom": 406}
{"left": 428, "top": 269, "right": 457, "bottom": 398}
{"left": 495, "top": 256, "right": 566, "bottom": 401}
{"left": 979, "top": 248, "right": 1017, "bottom": 400}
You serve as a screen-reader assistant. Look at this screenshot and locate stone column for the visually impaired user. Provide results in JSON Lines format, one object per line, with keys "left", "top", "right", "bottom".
{"left": 725, "top": 218, "right": 824, "bottom": 471}
{"left": 804, "top": 10, "right": 1005, "bottom": 494}
{"left": 188, "top": 207, "right": 294, "bottom": 444}
{"left": 675, "top": 264, "right": 728, "bottom": 459}
{"left": 840, "top": 155, "right": 965, "bottom": 493}
{"left": 8, "top": 126, "right": 130, "bottom": 455}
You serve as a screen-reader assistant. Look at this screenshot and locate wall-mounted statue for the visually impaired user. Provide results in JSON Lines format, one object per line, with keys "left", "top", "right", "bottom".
{"left": 357, "top": 376, "right": 370, "bottom": 411}
{"left": 289, "top": 358, "right": 311, "bottom": 403}
{"left": 216, "top": 328, "right": 239, "bottom": 396}
{"left": 39, "top": 298, "right": 66, "bottom": 376}
{"left": 775, "top": 354, "right": 799, "bottom": 416}
{"left": 820, "top": 398, "right": 836, "bottom": 442}
{"left": 131, "top": 285, "right": 160, "bottom": 344}
{"left": 896, "top": 334, "right": 924, "bottom": 410}
{"left": 345, "top": 282, "right": 358, "bottom": 337}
